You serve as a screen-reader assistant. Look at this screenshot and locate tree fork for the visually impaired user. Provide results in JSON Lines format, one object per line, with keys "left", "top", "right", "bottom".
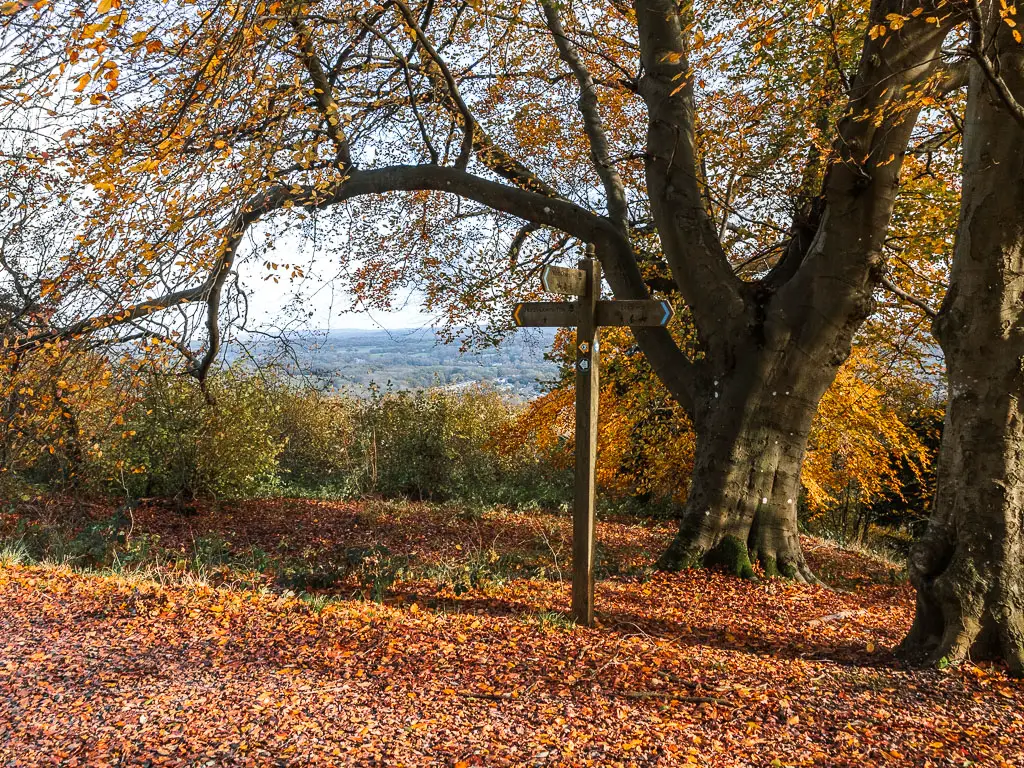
{"left": 636, "top": 0, "right": 956, "bottom": 581}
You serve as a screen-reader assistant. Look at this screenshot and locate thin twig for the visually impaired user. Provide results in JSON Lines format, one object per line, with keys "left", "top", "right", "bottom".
{"left": 879, "top": 275, "right": 938, "bottom": 319}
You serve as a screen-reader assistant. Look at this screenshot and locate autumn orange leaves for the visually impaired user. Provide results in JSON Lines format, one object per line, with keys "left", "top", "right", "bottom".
{"left": 0, "top": 500, "right": 1021, "bottom": 765}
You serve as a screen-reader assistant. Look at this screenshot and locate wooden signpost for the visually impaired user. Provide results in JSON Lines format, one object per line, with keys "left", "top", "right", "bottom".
{"left": 514, "top": 255, "right": 674, "bottom": 626}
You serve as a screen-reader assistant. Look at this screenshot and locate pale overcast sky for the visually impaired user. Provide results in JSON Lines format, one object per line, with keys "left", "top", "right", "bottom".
{"left": 238, "top": 230, "right": 436, "bottom": 332}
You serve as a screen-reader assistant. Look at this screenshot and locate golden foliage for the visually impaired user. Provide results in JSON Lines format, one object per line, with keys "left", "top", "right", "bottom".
{"left": 510, "top": 333, "right": 933, "bottom": 512}
{"left": 503, "top": 326, "right": 695, "bottom": 507}
{"left": 0, "top": 344, "right": 133, "bottom": 483}
{"left": 802, "top": 346, "right": 935, "bottom": 511}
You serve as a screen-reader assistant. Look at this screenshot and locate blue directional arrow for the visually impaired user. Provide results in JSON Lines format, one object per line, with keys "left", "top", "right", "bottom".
{"left": 658, "top": 300, "right": 673, "bottom": 326}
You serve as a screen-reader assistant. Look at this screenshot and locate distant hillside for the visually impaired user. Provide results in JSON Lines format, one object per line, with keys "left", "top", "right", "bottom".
{"left": 229, "top": 328, "right": 560, "bottom": 398}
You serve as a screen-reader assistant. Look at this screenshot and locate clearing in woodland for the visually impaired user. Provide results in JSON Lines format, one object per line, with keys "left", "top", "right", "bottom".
{"left": 0, "top": 499, "right": 1020, "bottom": 767}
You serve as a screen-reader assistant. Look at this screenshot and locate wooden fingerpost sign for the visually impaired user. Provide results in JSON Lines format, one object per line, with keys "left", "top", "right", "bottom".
{"left": 513, "top": 253, "right": 674, "bottom": 625}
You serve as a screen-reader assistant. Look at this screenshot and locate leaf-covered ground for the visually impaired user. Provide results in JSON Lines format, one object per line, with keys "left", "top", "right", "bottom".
{"left": 0, "top": 499, "right": 1022, "bottom": 766}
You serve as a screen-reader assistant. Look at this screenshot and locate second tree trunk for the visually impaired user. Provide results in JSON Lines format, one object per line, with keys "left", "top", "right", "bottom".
{"left": 900, "top": 27, "right": 1024, "bottom": 675}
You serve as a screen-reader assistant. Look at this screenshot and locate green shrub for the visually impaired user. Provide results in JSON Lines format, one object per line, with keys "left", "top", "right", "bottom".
{"left": 349, "top": 545, "right": 409, "bottom": 602}
{"left": 274, "top": 388, "right": 355, "bottom": 487}
{"left": 67, "top": 515, "right": 125, "bottom": 569}
{"left": 430, "top": 545, "right": 525, "bottom": 595}
{"left": 4, "top": 513, "right": 131, "bottom": 569}
{"left": 277, "top": 559, "right": 349, "bottom": 593}
{"left": 191, "top": 534, "right": 235, "bottom": 569}
{"left": 343, "top": 385, "right": 564, "bottom": 505}
{"left": 534, "top": 610, "right": 576, "bottom": 631}
{"left": 101, "top": 368, "right": 284, "bottom": 500}
{"left": 347, "top": 388, "right": 461, "bottom": 500}
{"left": 8, "top": 361, "right": 569, "bottom": 509}
{"left": 275, "top": 544, "right": 407, "bottom": 601}
{"left": 8, "top": 518, "right": 63, "bottom": 563}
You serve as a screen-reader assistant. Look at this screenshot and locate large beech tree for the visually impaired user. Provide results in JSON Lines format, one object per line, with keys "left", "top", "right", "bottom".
{"left": 901, "top": 5, "right": 1024, "bottom": 674}
{"left": 3, "top": 1, "right": 966, "bottom": 578}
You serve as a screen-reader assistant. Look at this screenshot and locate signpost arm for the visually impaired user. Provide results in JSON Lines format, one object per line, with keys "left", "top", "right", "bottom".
{"left": 572, "top": 255, "right": 600, "bottom": 626}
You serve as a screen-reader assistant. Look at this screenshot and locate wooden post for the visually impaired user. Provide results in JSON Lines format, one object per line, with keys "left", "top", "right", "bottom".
{"left": 572, "top": 255, "right": 600, "bottom": 626}
{"left": 513, "top": 252, "right": 672, "bottom": 624}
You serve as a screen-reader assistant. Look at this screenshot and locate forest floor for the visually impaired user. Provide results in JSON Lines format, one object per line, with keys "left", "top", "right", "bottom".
{"left": 0, "top": 497, "right": 1021, "bottom": 767}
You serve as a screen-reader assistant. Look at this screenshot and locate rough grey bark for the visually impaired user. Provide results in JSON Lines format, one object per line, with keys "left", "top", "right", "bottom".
{"left": 900, "top": 18, "right": 1024, "bottom": 674}
{"left": 656, "top": 339, "right": 838, "bottom": 581}
{"left": 637, "top": 0, "right": 957, "bottom": 578}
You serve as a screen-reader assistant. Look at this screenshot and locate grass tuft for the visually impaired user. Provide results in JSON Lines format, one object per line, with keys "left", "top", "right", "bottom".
{"left": 0, "top": 541, "right": 31, "bottom": 566}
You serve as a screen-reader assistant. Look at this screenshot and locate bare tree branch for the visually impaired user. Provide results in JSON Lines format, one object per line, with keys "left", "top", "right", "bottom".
{"left": 393, "top": 0, "right": 474, "bottom": 169}
{"left": 541, "top": 0, "right": 631, "bottom": 233}
{"left": 879, "top": 274, "right": 939, "bottom": 319}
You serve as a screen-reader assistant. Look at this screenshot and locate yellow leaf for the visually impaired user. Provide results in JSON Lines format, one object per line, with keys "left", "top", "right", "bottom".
{"left": 128, "top": 158, "right": 159, "bottom": 172}
{"left": 81, "top": 21, "right": 108, "bottom": 39}
{"left": 886, "top": 13, "right": 906, "bottom": 30}
{"left": 97, "top": 0, "right": 112, "bottom": 13}
{"left": 72, "top": 72, "right": 91, "bottom": 93}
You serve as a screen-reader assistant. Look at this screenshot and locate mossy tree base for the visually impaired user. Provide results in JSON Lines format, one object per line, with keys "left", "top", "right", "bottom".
{"left": 652, "top": 334, "right": 833, "bottom": 587}
{"left": 657, "top": 532, "right": 816, "bottom": 584}
{"left": 705, "top": 536, "right": 756, "bottom": 580}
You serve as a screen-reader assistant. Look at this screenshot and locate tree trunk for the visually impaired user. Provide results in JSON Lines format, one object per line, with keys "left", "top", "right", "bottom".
{"left": 900, "top": 24, "right": 1024, "bottom": 675}
{"left": 658, "top": 337, "right": 842, "bottom": 583}
{"left": 636, "top": 1, "right": 954, "bottom": 580}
